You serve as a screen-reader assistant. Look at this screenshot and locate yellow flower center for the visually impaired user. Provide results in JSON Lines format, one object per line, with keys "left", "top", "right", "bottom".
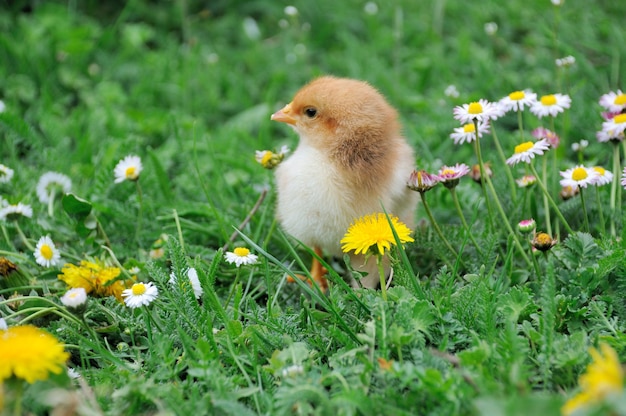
{"left": 125, "top": 166, "right": 136, "bottom": 178}
{"left": 536, "top": 233, "right": 551, "bottom": 245}
{"left": 131, "top": 283, "right": 146, "bottom": 296}
{"left": 615, "top": 94, "right": 626, "bottom": 105}
{"left": 572, "top": 167, "right": 588, "bottom": 181}
{"left": 533, "top": 233, "right": 555, "bottom": 251}
{"left": 441, "top": 169, "right": 455, "bottom": 176}
{"left": 467, "top": 102, "right": 483, "bottom": 114}
{"left": 514, "top": 141, "right": 534, "bottom": 154}
{"left": 509, "top": 91, "right": 525, "bottom": 100}
{"left": 614, "top": 114, "right": 626, "bottom": 124}
{"left": 261, "top": 152, "right": 273, "bottom": 166}
{"left": 593, "top": 167, "right": 606, "bottom": 176}
{"left": 233, "top": 247, "right": 250, "bottom": 257}
{"left": 463, "top": 123, "right": 476, "bottom": 133}
{"left": 540, "top": 95, "right": 557, "bottom": 106}
{"left": 40, "top": 244, "right": 54, "bottom": 260}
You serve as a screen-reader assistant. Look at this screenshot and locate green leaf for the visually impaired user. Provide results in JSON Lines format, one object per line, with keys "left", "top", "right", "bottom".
{"left": 61, "top": 193, "right": 95, "bottom": 237}
{"left": 148, "top": 148, "right": 174, "bottom": 201}
{"left": 62, "top": 193, "right": 93, "bottom": 218}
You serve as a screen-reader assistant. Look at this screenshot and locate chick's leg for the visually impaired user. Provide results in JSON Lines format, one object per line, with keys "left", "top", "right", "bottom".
{"left": 309, "top": 246, "right": 328, "bottom": 290}
{"left": 287, "top": 246, "right": 328, "bottom": 291}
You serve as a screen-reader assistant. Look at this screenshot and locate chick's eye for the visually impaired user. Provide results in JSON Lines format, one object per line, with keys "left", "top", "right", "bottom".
{"left": 304, "top": 107, "right": 317, "bottom": 118}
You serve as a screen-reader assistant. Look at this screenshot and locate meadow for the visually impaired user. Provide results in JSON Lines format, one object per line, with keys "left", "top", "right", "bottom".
{"left": 1, "top": 0, "right": 626, "bottom": 414}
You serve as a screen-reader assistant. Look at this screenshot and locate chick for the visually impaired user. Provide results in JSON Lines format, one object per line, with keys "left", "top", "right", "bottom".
{"left": 270, "top": 76, "right": 417, "bottom": 289}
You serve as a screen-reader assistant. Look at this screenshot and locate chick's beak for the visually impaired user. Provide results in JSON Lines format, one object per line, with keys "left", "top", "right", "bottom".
{"left": 271, "top": 103, "right": 297, "bottom": 125}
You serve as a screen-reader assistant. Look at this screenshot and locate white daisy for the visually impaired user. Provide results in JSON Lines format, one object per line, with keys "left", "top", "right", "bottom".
{"left": 0, "top": 203, "right": 33, "bottom": 221}
{"left": 281, "top": 364, "right": 304, "bottom": 378}
{"left": 437, "top": 164, "right": 470, "bottom": 189}
{"left": 0, "top": 164, "right": 14, "bottom": 183}
{"left": 599, "top": 90, "right": 626, "bottom": 113}
{"left": 284, "top": 5, "right": 298, "bottom": 16}
{"left": 0, "top": 100, "right": 5, "bottom": 113}
{"left": 622, "top": 167, "right": 626, "bottom": 189}
{"left": 33, "top": 235, "right": 61, "bottom": 267}
{"left": 169, "top": 267, "right": 203, "bottom": 299}
{"left": 453, "top": 99, "right": 503, "bottom": 124}
{"left": 450, "top": 121, "right": 491, "bottom": 145}
{"left": 114, "top": 155, "right": 143, "bottom": 183}
{"left": 122, "top": 282, "right": 158, "bottom": 308}
{"left": 591, "top": 167, "right": 613, "bottom": 186}
{"left": 560, "top": 185, "right": 580, "bottom": 200}
{"left": 67, "top": 367, "right": 81, "bottom": 380}
{"left": 600, "top": 114, "right": 626, "bottom": 141}
{"left": 555, "top": 56, "right": 575, "bottom": 67}
{"left": 560, "top": 166, "right": 599, "bottom": 189}
{"left": 516, "top": 175, "right": 537, "bottom": 188}
{"left": 499, "top": 90, "right": 537, "bottom": 112}
{"left": 529, "top": 93, "right": 571, "bottom": 118}
{"left": 255, "top": 146, "right": 290, "bottom": 170}
{"left": 506, "top": 139, "right": 551, "bottom": 166}
{"left": 0, "top": 318, "right": 7, "bottom": 330}
{"left": 571, "top": 140, "right": 589, "bottom": 151}
{"left": 60, "top": 288, "right": 87, "bottom": 308}
{"left": 407, "top": 170, "right": 440, "bottom": 193}
{"left": 484, "top": 22, "right": 498, "bottom": 36}
{"left": 225, "top": 247, "right": 259, "bottom": 267}
{"left": 531, "top": 127, "right": 560, "bottom": 148}
{"left": 36, "top": 172, "right": 72, "bottom": 203}
{"left": 596, "top": 128, "right": 622, "bottom": 143}
{"left": 444, "top": 85, "right": 460, "bottom": 98}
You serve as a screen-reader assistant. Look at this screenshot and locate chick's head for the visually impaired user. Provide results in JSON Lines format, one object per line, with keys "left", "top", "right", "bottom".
{"left": 271, "top": 76, "right": 400, "bottom": 153}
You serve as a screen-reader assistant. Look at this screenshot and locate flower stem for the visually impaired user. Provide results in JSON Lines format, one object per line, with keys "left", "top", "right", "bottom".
{"left": 473, "top": 121, "right": 495, "bottom": 229}
{"left": 490, "top": 124, "right": 517, "bottom": 202}
{"left": 47, "top": 189, "right": 56, "bottom": 217}
{"left": 579, "top": 188, "right": 590, "bottom": 233}
{"left": 530, "top": 242, "right": 541, "bottom": 277}
{"left": 141, "top": 307, "right": 154, "bottom": 347}
{"left": 12, "top": 379, "right": 24, "bottom": 416}
{"left": 482, "top": 173, "right": 533, "bottom": 267}
{"left": 376, "top": 255, "right": 388, "bottom": 302}
{"left": 541, "top": 155, "right": 553, "bottom": 236}
{"left": 419, "top": 193, "right": 458, "bottom": 269}
{"left": 551, "top": 148, "right": 560, "bottom": 239}
{"left": 226, "top": 268, "right": 241, "bottom": 307}
{"left": 595, "top": 185, "right": 606, "bottom": 235}
{"left": 1, "top": 223, "right": 15, "bottom": 250}
{"left": 13, "top": 221, "right": 34, "bottom": 252}
{"left": 610, "top": 142, "right": 620, "bottom": 237}
{"left": 529, "top": 164, "right": 574, "bottom": 234}
{"left": 449, "top": 188, "right": 483, "bottom": 257}
{"left": 517, "top": 109, "right": 525, "bottom": 141}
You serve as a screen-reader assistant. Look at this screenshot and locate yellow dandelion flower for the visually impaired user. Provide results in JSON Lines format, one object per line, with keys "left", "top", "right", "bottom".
{"left": 341, "top": 213, "right": 414, "bottom": 256}
{"left": 0, "top": 325, "right": 69, "bottom": 384}
{"left": 562, "top": 343, "right": 624, "bottom": 415}
{"left": 58, "top": 259, "right": 126, "bottom": 301}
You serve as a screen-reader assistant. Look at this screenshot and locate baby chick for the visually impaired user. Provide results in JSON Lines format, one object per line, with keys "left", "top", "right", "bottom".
{"left": 271, "top": 76, "right": 417, "bottom": 288}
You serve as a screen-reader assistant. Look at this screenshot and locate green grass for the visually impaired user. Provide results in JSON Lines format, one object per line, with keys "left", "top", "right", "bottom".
{"left": 2, "top": 0, "right": 626, "bottom": 414}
